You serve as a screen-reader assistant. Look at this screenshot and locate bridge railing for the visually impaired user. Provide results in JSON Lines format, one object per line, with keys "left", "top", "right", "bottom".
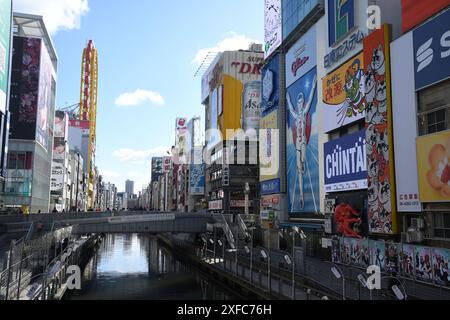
{"left": 213, "top": 214, "right": 236, "bottom": 250}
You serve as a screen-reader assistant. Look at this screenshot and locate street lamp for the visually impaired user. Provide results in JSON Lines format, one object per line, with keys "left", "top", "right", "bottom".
{"left": 382, "top": 276, "right": 407, "bottom": 301}
{"left": 244, "top": 183, "right": 250, "bottom": 216}
{"left": 260, "top": 248, "right": 271, "bottom": 293}
{"left": 330, "top": 263, "right": 346, "bottom": 300}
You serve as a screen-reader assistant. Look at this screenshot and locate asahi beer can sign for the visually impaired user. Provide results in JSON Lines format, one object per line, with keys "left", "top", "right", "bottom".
{"left": 242, "top": 81, "right": 262, "bottom": 131}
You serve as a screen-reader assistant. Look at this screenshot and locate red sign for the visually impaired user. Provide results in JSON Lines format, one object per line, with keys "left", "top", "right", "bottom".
{"left": 261, "top": 195, "right": 280, "bottom": 207}
{"left": 231, "top": 62, "right": 262, "bottom": 75}
{"left": 402, "top": 0, "right": 450, "bottom": 33}
{"left": 69, "top": 120, "right": 90, "bottom": 129}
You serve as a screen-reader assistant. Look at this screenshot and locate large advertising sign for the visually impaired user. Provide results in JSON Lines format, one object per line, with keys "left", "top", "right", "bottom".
{"left": 413, "top": 8, "right": 450, "bottom": 91}
{"left": 324, "top": 130, "right": 367, "bottom": 193}
{"left": 417, "top": 130, "right": 450, "bottom": 202}
{"left": 189, "top": 164, "right": 205, "bottom": 196}
{"left": 175, "top": 117, "right": 188, "bottom": 156}
{"left": 402, "top": 0, "right": 450, "bottom": 33}
{"left": 262, "top": 54, "right": 279, "bottom": 116}
{"left": 286, "top": 26, "right": 317, "bottom": 87}
{"left": 325, "top": 0, "right": 366, "bottom": 71}
{"left": 264, "top": 0, "right": 282, "bottom": 59}
{"left": 260, "top": 110, "right": 279, "bottom": 182}
{"left": 322, "top": 53, "right": 366, "bottom": 133}
{"left": 151, "top": 157, "right": 163, "bottom": 183}
{"left": 36, "top": 44, "right": 52, "bottom": 151}
{"left": 364, "top": 25, "right": 398, "bottom": 235}
{"left": 286, "top": 26, "right": 319, "bottom": 215}
{"left": 0, "top": 0, "right": 12, "bottom": 114}
{"left": 50, "top": 161, "right": 64, "bottom": 193}
{"left": 10, "top": 37, "right": 41, "bottom": 140}
{"left": 391, "top": 32, "right": 422, "bottom": 212}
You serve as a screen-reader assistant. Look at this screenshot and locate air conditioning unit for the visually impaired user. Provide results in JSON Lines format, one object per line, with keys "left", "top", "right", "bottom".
{"left": 409, "top": 231, "right": 425, "bottom": 243}
{"left": 401, "top": 232, "right": 411, "bottom": 243}
{"left": 411, "top": 218, "right": 425, "bottom": 229}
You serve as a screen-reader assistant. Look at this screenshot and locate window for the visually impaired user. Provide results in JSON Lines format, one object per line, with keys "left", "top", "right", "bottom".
{"left": 434, "top": 213, "right": 450, "bottom": 239}
{"left": 418, "top": 79, "right": 450, "bottom": 136}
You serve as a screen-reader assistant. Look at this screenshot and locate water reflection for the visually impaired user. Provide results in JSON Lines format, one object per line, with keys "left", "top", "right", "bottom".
{"left": 65, "top": 234, "right": 237, "bottom": 300}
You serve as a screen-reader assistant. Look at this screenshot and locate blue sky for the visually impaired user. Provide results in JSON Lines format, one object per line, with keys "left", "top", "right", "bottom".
{"left": 15, "top": 0, "right": 264, "bottom": 192}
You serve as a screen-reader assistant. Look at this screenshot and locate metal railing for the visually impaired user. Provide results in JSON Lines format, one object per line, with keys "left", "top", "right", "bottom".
{"left": 212, "top": 213, "right": 236, "bottom": 250}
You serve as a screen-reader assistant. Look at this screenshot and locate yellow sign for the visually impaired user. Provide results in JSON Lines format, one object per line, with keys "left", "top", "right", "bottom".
{"left": 417, "top": 130, "right": 450, "bottom": 202}
{"left": 260, "top": 110, "right": 279, "bottom": 182}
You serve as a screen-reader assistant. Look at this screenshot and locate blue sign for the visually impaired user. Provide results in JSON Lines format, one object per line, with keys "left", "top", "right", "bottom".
{"left": 328, "top": 0, "right": 356, "bottom": 47}
{"left": 262, "top": 54, "right": 279, "bottom": 116}
{"left": 189, "top": 164, "right": 205, "bottom": 195}
{"left": 324, "top": 130, "right": 367, "bottom": 193}
{"left": 261, "top": 179, "right": 280, "bottom": 195}
{"left": 413, "top": 9, "right": 450, "bottom": 90}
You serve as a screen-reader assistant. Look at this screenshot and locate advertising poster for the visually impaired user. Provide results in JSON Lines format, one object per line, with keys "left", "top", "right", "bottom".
{"left": 341, "top": 237, "right": 352, "bottom": 264}
{"left": 349, "top": 238, "right": 369, "bottom": 268}
{"left": 322, "top": 53, "right": 366, "bottom": 133}
{"left": 416, "top": 130, "right": 450, "bottom": 202}
{"left": 264, "top": 0, "right": 282, "bottom": 59}
{"left": 54, "top": 111, "right": 68, "bottom": 138}
{"left": 400, "top": 244, "right": 416, "bottom": 278}
{"left": 413, "top": 8, "right": 450, "bottom": 91}
{"left": 325, "top": 0, "right": 366, "bottom": 71}
{"left": 286, "top": 67, "right": 319, "bottom": 214}
{"left": 432, "top": 247, "right": 450, "bottom": 286}
{"left": 369, "top": 240, "right": 386, "bottom": 271}
{"left": 415, "top": 246, "right": 433, "bottom": 283}
{"left": 260, "top": 110, "right": 279, "bottom": 183}
{"left": 151, "top": 157, "right": 163, "bottom": 183}
{"left": 36, "top": 44, "right": 52, "bottom": 151}
{"left": 402, "top": 0, "right": 450, "bottom": 33}
{"left": 10, "top": 37, "right": 41, "bottom": 140}
{"left": 0, "top": 0, "right": 12, "bottom": 114}
{"left": 385, "top": 242, "right": 400, "bottom": 274}
{"left": 364, "top": 25, "right": 398, "bottom": 235}
{"left": 324, "top": 130, "right": 367, "bottom": 193}
{"left": 50, "top": 161, "right": 64, "bottom": 192}
{"left": 391, "top": 32, "right": 422, "bottom": 212}
{"left": 331, "top": 238, "right": 341, "bottom": 263}
{"left": 286, "top": 25, "right": 318, "bottom": 215}
{"left": 262, "top": 54, "right": 279, "bottom": 115}
{"left": 189, "top": 164, "right": 205, "bottom": 196}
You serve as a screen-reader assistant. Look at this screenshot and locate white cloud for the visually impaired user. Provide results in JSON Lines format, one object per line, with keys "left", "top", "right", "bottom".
{"left": 112, "top": 147, "right": 169, "bottom": 164}
{"left": 14, "top": 0, "right": 89, "bottom": 35}
{"left": 192, "top": 32, "right": 262, "bottom": 66}
{"left": 114, "top": 89, "right": 165, "bottom": 107}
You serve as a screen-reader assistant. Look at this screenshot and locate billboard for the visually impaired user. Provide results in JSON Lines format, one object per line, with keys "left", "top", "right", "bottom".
{"left": 413, "top": 8, "right": 450, "bottom": 91}
{"left": 264, "top": 0, "right": 282, "bottom": 59}
{"left": 9, "top": 37, "right": 41, "bottom": 140}
{"left": 325, "top": 0, "right": 366, "bottom": 72}
{"left": 432, "top": 247, "right": 450, "bottom": 286}
{"left": 322, "top": 52, "right": 366, "bottom": 133}
{"left": 402, "top": 0, "right": 450, "bottom": 33}
{"left": 417, "top": 130, "right": 450, "bottom": 202}
{"left": 189, "top": 164, "right": 205, "bottom": 196}
{"left": 262, "top": 54, "right": 280, "bottom": 115}
{"left": 391, "top": 32, "right": 422, "bottom": 212}
{"left": 175, "top": 117, "right": 188, "bottom": 156}
{"left": 151, "top": 157, "right": 163, "bottom": 183}
{"left": 0, "top": 0, "right": 12, "bottom": 114}
{"left": 286, "top": 25, "right": 317, "bottom": 87}
{"left": 36, "top": 43, "right": 53, "bottom": 151}
{"left": 163, "top": 156, "right": 172, "bottom": 173}
{"left": 286, "top": 65, "right": 319, "bottom": 214}
{"left": 50, "top": 161, "right": 64, "bottom": 192}
{"left": 324, "top": 130, "right": 367, "bottom": 193}
{"left": 201, "top": 51, "right": 264, "bottom": 141}
{"left": 260, "top": 110, "right": 279, "bottom": 183}
{"left": 364, "top": 25, "right": 398, "bottom": 235}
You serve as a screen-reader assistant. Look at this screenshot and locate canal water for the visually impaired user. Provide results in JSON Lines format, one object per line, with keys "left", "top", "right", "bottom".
{"left": 64, "top": 234, "right": 238, "bottom": 300}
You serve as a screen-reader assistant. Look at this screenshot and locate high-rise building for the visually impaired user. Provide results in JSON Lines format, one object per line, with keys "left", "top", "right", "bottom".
{"left": 3, "top": 13, "right": 57, "bottom": 213}
{"left": 125, "top": 180, "right": 134, "bottom": 197}
{"left": 0, "top": 0, "right": 13, "bottom": 206}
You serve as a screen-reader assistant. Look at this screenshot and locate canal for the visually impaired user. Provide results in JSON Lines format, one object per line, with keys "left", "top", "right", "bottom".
{"left": 64, "top": 234, "right": 239, "bottom": 300}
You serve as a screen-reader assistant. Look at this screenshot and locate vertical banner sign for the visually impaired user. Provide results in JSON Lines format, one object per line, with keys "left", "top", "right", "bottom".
{"left": 364, "top": 25, "right": 398, "bottom": 235}
{"left": 0, "top": 0, "right": 12, "bottom": 114}
{"left": 264, "top": 0, "right": 282, "bottom": 59}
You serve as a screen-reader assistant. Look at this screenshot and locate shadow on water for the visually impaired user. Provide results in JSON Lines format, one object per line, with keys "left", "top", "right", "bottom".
{"left": 64, "top": 234, "right": 238, "bottom": 300}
